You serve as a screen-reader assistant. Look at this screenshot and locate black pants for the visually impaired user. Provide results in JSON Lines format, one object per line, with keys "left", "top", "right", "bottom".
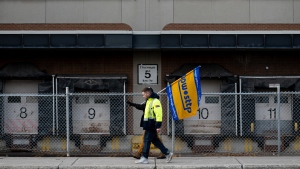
{"left": 142, "top": 129, "right": 169, "bottom": 159}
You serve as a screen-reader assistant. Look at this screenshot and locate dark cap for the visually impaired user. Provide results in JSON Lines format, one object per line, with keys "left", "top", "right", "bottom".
{"left": 142, "top": 87, "right": 154, "bottom": 93}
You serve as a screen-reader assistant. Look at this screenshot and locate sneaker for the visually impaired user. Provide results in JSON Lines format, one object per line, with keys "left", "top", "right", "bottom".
{"left": 166, "top": 152, "right": 173, "bottom": 163}
{"left": 135, "top": 156, "right": 149, "bottom": 164}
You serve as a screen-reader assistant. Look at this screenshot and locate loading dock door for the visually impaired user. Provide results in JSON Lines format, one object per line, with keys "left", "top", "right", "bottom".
{"left": 255, "top": 94, "right": 293, "bottom": 135}
{"left": 183, "top": 80, "right": 222, "bottom": 134}
{"left": 72, "top": 95, "right": 110, "bottom": 134}
{"left": 3, "top": 80, "right": 41, "bottom": 134}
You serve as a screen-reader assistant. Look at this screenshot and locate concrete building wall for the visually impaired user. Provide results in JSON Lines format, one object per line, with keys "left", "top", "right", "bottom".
{"left": 82, "top": 0, "right": 122, "bottom": 23}
{"left": 146, "top": 0, "right": 173, "bottom": 31}
{"left": 0, "top": 0, "right": 46, "bottom": 23}
{"left": 1, "top": 0, "right": 299, "bottom": 30}
{"left": 45, "top": 0, "right": 122, "bottom": 23}
{"left": 294, "top": 0, "right": 300, "bottom": 23}
{"left": 174, "top": 0, "right": 250, "bottom": 23}
{"left": 46, "top": 0, "right": 84, "bottom": 23}
{"left": 122, "top": 0, "right": 146, "bottom": 31}
{"left": 250, "top": 0, "right": 294, "bottom": 23}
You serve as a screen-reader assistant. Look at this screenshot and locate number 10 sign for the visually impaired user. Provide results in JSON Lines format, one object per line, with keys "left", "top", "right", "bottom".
{"left": 138, "top": 64, "right": 158, "bottom": 84}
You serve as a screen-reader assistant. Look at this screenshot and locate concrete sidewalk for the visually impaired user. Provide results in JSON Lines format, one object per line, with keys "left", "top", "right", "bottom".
{"left": 0, "top": 156, "right": 299, "bottom": 169}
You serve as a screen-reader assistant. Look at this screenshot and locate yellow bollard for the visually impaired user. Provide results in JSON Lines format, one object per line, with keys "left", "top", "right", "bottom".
{"left": 294, "top": 136, "right": 300, "bottom": 150}
{"left": 112, "top": 137, "right": 119, "bottom": 150}
{"left": 224, "top": 138, "right": 232, "bottom": 151}
{"left": 62, "top": 138, "right": 66, "bottom": 151}
{"left": 42, "top": 137, "right": 50, "bottom": 151}
{"left": 244, "top": 138, "right": 253, "bottom": 152}
{"left": 251, "top": 123, "right": 254, "bottom": 132}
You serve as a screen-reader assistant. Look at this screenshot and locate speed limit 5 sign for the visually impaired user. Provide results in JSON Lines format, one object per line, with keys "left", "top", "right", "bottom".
{"left": 138, "top": 64, "right": 158, "bottom": 84}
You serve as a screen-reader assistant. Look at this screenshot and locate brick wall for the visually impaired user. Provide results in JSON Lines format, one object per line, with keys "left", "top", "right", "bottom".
{"left": 161, "top": 24, "right": 300, "bottom": 87}
{"left": 0, "top": 51, "right": 134, "bottom": 92}
{"left": 0, "top": 23, "right": 132, "bottom": 30}
{"left": 3, "top": 23, "right": 300, "bottom": 31}
{"left": 163, "top": 24, "right": 300, "bottom": 30}
{"left": 161, "top": 50, "right": 300, "bottom": 87}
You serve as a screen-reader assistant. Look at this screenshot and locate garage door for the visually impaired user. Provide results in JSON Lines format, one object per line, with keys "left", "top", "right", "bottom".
{"left": 184, "top": 80, "right": 222, "bottom": 134}
{"left": 3, "top": 80, "right": 41, "bottom": 134}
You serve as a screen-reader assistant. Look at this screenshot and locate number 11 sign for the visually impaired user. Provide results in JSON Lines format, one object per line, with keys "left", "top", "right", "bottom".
{"left": 138, "top": 64, "right": 158, "bottom": 84}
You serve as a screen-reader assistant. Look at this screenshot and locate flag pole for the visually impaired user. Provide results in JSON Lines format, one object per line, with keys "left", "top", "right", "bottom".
{"left": 157, "top": 87, "right": 167, "bottom": 94}
{"left": 165, "top": 82, "right": 175, "bottom": 152}
{"left": 140, "top": 86, "right": 167, "bottom": 104}
{"left": 172, "top": 115, "right": 175, "bottom": 153}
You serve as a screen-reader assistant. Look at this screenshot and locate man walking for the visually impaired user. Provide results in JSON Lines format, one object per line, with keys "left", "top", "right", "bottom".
{"left": 135, "top": 87, "right": 173, "bottom": 164}
{"left": 127, "top": 93, "right": 166, "bottom": 159}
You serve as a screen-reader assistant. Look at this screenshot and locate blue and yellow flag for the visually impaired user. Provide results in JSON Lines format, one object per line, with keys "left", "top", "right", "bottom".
{"left": 166, "top": 66, "right": 201, "bottom": 121}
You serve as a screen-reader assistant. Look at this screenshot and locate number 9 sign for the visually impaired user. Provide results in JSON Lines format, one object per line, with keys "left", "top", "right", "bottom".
{"left": 88, "top": 108, "right": 96, "bottom": 119}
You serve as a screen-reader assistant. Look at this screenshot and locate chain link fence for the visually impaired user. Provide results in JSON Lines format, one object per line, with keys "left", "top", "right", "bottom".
{"left": 0, "top": 91, "right": 300, "bottom": 156}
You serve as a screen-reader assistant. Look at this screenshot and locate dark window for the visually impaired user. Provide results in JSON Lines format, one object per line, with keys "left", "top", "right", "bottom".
{"left": 26, "top": 96, "right": 38, "bottom": 103}
{"left": 94, "top": 96, "right": 108, "bottom": 104}
{"left": 274, "top": 96, "right": 289, "bottom": 103}
{"left": 8, "top": 96, "right": 21, "bottom": 103}
{"left": 205, "top": 96, "right": 219, "bottom": 104}
{"left": 75, "top": 96, "right": 89, "bottom": 104}
{"left": 256, "top": 96, "right": 269, "bottom": 103}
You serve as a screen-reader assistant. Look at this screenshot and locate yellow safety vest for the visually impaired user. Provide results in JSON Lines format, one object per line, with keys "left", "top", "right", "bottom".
{"left": 144, "top": 98, "right": 163, "bottom": 122}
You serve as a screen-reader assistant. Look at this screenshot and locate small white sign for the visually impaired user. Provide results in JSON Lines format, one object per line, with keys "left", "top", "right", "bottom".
{"left": 138, "top": 64, "right": 158, "bottom": 84}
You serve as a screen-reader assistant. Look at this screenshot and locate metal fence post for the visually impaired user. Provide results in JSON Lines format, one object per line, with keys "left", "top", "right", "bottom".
{"left": 239, "top": 78, "right": 243, "bottom": 136}
{"left": 52, "top": 75, "right": 55, "bottom": 135}
{"left": 172, "top": 118, "right": 175, "bottom": 153}
{"left": 56, "top": 77, "right": 58, "bottom": 135}
{"left": 123, "top": 82, "right": 126, "bottom": 135}
{"left": 235, "top": 83, "right": 238, "bottom": 136}
{"left": 66, "top": 87, "right": 70, "bottom": 157}
{"left": 276, "top": 86, "right": 281, "bottom": 156}
{"left": 269, "top": 84, "right": 281, "bottom": 156}
{"left": 167, "top": 82, "right": 170, "bottom": 138}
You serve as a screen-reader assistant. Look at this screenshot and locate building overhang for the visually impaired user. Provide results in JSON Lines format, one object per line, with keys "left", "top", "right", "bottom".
{"left": 0, "top": 30, "right": 299, "bottom": 49}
